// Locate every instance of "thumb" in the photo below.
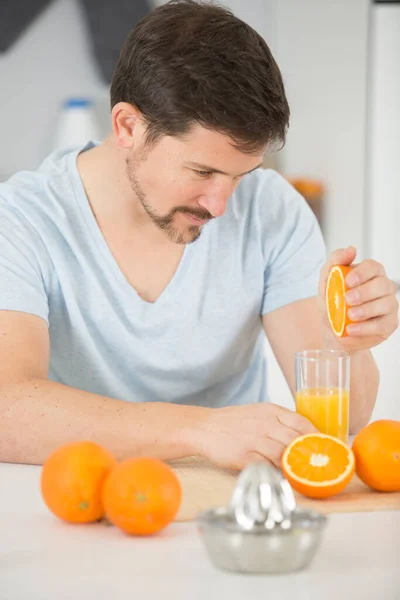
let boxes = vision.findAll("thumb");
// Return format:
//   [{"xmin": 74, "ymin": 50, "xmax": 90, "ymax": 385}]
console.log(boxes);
[
  {"xmin": 319, "ymin": 246, "xmax": 357, "ymax": 296},
  {"xmin": 329, "ymin": 245, "xmax": 357, "ymax": 268}
]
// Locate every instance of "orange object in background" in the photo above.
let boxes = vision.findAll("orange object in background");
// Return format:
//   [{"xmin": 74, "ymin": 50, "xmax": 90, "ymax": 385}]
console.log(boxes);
[
  {"xmin": 326, "ymin": 265, "xmax": 354, "ymax": 337},
  {"xmin": 41, "ymin": 441, "xmax": 117, "ymax": 523},
  {"xmin": 296, "ymin": 387, "xmax": 349, "ymax": 444},
  {"xmin": 282, "ymin": 433, "xmax": 355, "ymax": 499},
  {"xmin": 288, "ymin": 177, "xmax": 325, "ymax": 229},
  {"xmin": 102, "ymin": 456, "xmax": 182, "ymax": 536},
  {"xmin": 352, "ymin": 420, "xmax": 400, "ymax": 492}
]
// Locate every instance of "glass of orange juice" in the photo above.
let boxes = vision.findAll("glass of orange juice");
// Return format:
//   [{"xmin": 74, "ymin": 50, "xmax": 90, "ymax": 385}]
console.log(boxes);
[{"xmin": 295, "ymin": 349, "xmax": 350, "ymax": 444}]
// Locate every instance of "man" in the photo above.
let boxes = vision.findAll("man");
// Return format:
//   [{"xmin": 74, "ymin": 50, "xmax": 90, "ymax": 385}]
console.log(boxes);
[{"xmin": 0, "ymin": 0, "xmax": 398, "ymax": 468}]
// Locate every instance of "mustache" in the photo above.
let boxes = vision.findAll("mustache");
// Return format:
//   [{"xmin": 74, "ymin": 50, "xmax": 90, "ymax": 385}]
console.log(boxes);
[{"xmin": 173, "ymin": 206, "xmax": 214, "ymax": 221}]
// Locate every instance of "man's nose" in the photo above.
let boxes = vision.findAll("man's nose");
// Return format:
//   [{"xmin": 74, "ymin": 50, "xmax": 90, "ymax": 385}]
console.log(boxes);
[{"xmin": 197, "ymin": 182, "xmax": 234, "ymax": 218}]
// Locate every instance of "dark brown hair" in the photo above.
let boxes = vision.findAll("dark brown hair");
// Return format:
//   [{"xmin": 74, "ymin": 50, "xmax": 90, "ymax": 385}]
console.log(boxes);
[{"xmin": 110, "ymin": 0, "xmax": 290, "ymax": 153}]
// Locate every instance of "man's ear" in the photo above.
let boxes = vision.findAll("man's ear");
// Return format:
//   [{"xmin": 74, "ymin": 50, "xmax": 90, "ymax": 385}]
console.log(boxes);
[{"xmin": 111, "ymin": 102, "xmax": 145, "ymax": 149}]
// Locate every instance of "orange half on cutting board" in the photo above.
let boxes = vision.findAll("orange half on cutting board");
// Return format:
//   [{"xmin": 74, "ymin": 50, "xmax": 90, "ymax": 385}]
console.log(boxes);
[
  {"xmin": 326, "ymin": 265, "xmax": 354, "ymax": 337},
  {"xmin": 281, "ymin": 433, "xmax": 355, "ymax": 499}
]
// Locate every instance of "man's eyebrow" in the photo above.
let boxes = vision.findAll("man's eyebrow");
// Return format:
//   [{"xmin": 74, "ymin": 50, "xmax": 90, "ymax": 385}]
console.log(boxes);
[{"xmin": 186, "ymin": 162, "xmax": 263, "ymax": 177}]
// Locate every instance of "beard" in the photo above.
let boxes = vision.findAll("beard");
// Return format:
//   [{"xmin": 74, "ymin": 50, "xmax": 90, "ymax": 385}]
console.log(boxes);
[{"xmin": 126, "ymin": 154, "xmax": 213, "ymax": 245}]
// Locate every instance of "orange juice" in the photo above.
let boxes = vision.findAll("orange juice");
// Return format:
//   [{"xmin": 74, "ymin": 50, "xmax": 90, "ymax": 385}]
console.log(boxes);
[{"xmin": 296, "ymin": 387, "xmax": 349, "ymax": 443}]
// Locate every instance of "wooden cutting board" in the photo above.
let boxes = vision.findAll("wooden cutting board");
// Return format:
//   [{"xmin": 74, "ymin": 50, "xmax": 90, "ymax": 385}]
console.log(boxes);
[{"xmin": 168, "ymin": 456, "xmax": 400, "ymax": 522}]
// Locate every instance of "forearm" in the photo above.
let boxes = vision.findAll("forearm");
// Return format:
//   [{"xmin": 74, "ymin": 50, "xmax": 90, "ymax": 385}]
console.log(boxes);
[
  {"xmin": 0, "ymin": 378, "xmax": 208, "ymax": 465},
  {"xmin": 347, "ymin": 350, "xmax": 379, "ymax": 434}
]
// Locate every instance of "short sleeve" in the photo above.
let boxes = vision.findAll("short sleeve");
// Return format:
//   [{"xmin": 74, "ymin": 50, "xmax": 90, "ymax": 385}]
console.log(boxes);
[
  {"xmin": 0, "ymin": 201, "xmax": 50, "ymax": 323},
  {"xmin": 260, "ymin": 172, "xmax": 326, "ymax": 315}
]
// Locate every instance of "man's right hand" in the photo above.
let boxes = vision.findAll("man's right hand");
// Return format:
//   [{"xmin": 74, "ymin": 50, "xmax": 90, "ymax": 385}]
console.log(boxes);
[{"xmin": 192, "ymin": 403, "xmax": 318, "ymax": 470}]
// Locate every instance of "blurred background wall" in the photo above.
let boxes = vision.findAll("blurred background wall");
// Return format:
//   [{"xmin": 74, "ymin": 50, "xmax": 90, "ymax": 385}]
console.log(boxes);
[
  {"xmin": 0, "ymin": 0, "xmax": 399, "ymax": 420},
  {"xmin": 0, "ymin": 0, "xmax": 370, "ymax": 254}
]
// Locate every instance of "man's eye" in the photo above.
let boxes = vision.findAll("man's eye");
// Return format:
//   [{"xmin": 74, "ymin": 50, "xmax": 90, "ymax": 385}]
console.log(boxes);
[{"xmin": 196, "ymin": 170, "xmax": 213, "ymax": 177}]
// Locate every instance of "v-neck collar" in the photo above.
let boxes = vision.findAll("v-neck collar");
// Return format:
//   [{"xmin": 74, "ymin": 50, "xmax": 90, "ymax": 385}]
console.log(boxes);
[{"xmin": 68, "ymin": 145, "xmax": 200, "ymax": 311}]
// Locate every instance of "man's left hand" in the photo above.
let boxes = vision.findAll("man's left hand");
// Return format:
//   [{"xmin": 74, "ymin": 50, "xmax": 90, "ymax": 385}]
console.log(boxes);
[{"xmin": 318, "ymin": 246, "xmax": 399, "ymax": 352}]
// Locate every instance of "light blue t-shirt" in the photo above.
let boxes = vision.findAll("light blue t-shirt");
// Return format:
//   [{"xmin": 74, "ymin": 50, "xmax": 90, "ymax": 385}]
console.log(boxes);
[{"xmin": 0, "ymin": 144, "xmax": 325, "ymax": 407}]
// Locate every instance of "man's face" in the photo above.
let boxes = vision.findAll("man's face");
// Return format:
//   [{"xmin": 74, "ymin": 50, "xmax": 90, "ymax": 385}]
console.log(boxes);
[{"xmin": 126, "ymin": 124, "xmax": 264, "ymax": 244}]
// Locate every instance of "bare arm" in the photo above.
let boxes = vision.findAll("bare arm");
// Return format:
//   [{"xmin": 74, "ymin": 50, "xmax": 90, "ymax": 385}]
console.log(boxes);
[
  {"xmin": 262, "ymin": 297, "xmax": 379, "ymax": 435},
  {"xmin": 0, "ymin": 311, "xmax": 205, "ymax": 465},
  {"xmin": 0, "ymin": 311, "xmax": 317, "ymax": 468}
]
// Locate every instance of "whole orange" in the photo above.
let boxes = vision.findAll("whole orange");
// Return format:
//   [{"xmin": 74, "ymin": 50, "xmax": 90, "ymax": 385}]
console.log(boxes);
[
  {"xmin": 41, "ymin": 441, "xmax": 117, "ymax": 523},
  {"xmin": 352, "ymin": 420, "xmax": 400, "ymax": 492},
  {"xmin": 102, "ymin": 457, "xmax": 182, "ymax": 536}
]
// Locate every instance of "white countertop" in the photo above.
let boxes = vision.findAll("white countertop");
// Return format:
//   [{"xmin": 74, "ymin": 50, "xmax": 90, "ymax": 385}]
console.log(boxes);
[{"xmin": 0, "ymin": 463, "xmax": 399, "ymax": 600}]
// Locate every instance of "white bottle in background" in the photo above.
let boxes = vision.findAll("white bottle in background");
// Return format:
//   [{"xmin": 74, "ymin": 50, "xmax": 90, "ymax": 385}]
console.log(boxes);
[{"xmin": 53, "ymin": 97, "xmax": 102, "ymax": 151}]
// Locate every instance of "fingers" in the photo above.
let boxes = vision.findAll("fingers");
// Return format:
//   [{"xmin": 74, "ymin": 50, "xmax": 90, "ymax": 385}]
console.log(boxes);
[
  {"xmin": 347, "ymin": 294, "xmax": 399, "ymax": 322},
  {"xmin": 252, "ymin": 420, "xmax": 317, "ymax": 468},
  {"xmin": 336, "ymin": 258, "xmax": 399, "ymax": 339},
  {"xmin": 274, "ymin": 406, "xmax": 319, "ymax": 435},
  {"xmin": 272, "ymin": 421, "xmax": 305, "ymax": 447},
  {"xmin": 345, "ymin": 258, "xmax": 386, "ymax": 288},
  {"xmin": 328, "ymin": 246, "xmax": 357, "ymax": 269},
  {"xmin": 345, "ymin": 276, "xmax": 396, "ymax": 307},
  {"xmin": 251, "ymin": 441, "xmax": 286, "ymax": 469},
  {"xmin": 346, "ymin": 314, "xmax": 399, "ymax": 338},
  {"xmin": 238, "ymin": 451, "xmax": 277, "ymax": 470},
  {"xmin": 344, "ymin": 273, "xmax": 399, "ymax": 338},
  {"xmin": 235, "ymin": 407, "xmax": 319, "ymax": 469},
  {"xmin": 213, "ymin": 405, "xmax": 320, "ymax": 471},
  {"xmin": 254, "ymin": 423, "xmax": 307, "ymax": 468},
  {"xmin": 319, "ymin": 246, "xmax": 357, "ymax": 296}
]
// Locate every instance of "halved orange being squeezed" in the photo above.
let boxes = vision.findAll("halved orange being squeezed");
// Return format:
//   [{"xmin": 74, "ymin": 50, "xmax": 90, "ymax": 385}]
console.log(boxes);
[
  {"xmin": 281, "ymin": 433, "xmax": 355, "ymax": 499},
  {"xmin": 326, "ymin": 265, "xmax": 354, "ymax": 337}
]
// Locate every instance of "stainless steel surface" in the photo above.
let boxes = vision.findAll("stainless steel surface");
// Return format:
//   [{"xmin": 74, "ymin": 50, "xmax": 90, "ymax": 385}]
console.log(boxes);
[
  {"xmin": 197, "ymin": 506, "xmax": 327, "ymax": 574},
  {"xmin": 197, "ymin": 461, "xmax": 328, "ymax": 574},
  {"xmin": 228, "ymin": 462, "xmax": 296, "ymax": 530}
]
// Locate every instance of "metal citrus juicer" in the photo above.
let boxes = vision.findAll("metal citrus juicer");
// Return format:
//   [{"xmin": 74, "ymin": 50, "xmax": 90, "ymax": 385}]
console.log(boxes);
[{"xmin": 197, "ymin": 461, "xmax": 328, "ymax": 574}]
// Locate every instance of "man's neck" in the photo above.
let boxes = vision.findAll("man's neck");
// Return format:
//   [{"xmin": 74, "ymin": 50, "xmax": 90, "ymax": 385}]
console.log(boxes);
[{"xmin": 76, "ymin": 137, "xmax": 175, "ymax": 249}]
